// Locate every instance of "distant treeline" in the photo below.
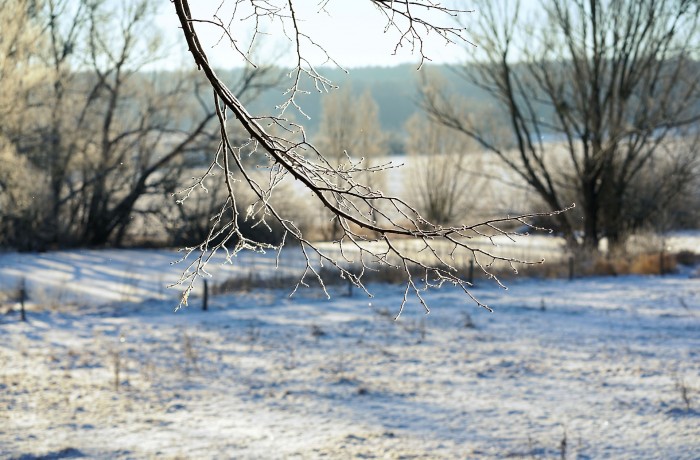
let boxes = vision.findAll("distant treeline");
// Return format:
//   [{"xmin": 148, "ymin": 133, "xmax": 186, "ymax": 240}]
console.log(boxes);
[
  {"xmin": 168, "ymin": 59, "xmax": 700, "ymax": 141},
  {"xmin": 168, "ymin": 64, "xmax": 496, "ymax": 138}
]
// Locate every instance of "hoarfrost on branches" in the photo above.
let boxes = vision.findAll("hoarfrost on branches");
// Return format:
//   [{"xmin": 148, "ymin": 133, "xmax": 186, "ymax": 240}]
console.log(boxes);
[{"xmin": 171, "ymin": 0, "xmax": 564, "ymax": 315}]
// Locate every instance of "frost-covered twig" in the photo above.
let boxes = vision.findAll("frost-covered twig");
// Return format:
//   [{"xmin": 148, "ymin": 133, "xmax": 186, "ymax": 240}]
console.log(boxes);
[{"xmin": 170, "ymin": 0, "xmax": 566, "ymax": 313}]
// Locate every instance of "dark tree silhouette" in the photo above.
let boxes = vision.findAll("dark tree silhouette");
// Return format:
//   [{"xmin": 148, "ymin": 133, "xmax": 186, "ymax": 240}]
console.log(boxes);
[{"xmin": 423, "ymin": 0, "xmax": 700, "ymax": 250}]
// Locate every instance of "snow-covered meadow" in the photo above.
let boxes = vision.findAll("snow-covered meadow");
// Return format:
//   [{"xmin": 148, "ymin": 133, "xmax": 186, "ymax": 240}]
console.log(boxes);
[{"xmin": 1, "ymin": 246, "xmax": 699, "ymax": 459}]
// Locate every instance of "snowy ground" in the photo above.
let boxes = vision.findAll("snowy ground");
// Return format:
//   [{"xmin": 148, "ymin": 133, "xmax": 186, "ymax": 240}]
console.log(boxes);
[{"xmin": 1, "ymin": 249, "xmax": 699, "ymax": 459}]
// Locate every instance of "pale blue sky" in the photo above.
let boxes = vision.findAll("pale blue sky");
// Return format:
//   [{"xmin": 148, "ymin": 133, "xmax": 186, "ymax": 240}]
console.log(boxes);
[{"xmin": 155, "ymin": 1, "xmax": 478, "ymax": 68}]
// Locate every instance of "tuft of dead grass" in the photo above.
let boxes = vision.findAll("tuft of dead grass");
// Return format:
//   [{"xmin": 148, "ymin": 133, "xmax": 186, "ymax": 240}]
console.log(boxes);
[
  {"xmin": 206, "ymin": 247, "xmax": 695, "ymax": 298},
  {"xmin": 629, "ymin": 253, "xmax": 677, "ymax": 275}
]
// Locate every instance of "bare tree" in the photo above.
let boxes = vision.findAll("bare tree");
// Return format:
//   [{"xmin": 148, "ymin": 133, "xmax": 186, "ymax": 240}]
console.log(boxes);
[
  {"xmin": 0, "ymin": 138, "xmax": 46, "ymax": 249},
  {"xmin": 0, "ymin": 0, "xmax": 51, "ymax": 249},
  {"xmin": 315, "ymin": 87, "xmax": 386, "ymax": 162},
  {"xmin": 314, "ymin": 86, "xmax": 387, "ymax": 239},
  {"xmin": 1, "ymin": 0, "xmax": 282, "ymax": 249},
  {"xmin": 405, "ymin": 110, "xmax": 483, "ymax": 226},
  {"xmin": 423, "ymin": 0, "xmax": 700, "ymax": 251},
  {"xmin": 170, "ymin": 0, "xmax": 561, "ymax": 315},
  {"xmin": 0, "ymin": 0, "xmax": 47, "ymax": 131},
  {"xmin": 625, "ymin": 134, "xmax": 700, "ymax": 237}
]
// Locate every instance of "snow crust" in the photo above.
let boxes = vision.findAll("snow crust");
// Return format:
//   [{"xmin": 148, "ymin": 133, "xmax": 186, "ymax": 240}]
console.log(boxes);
[{"xmin": 1, "ymin": 248, "xmax": 699, "ymax": 458}]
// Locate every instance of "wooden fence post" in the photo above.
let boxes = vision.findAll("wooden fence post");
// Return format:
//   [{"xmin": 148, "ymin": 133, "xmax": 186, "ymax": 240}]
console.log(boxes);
[
  {"xmin": 568, "ymin": 255, "xmax": 575, "ymax": 281},
  {"xmin": 19, "ymin": 278, "xmax": 27, "ymax": 322},
  {"xmin": 202, "ymin": 279, "xmax": 209, "ymax": 311}
]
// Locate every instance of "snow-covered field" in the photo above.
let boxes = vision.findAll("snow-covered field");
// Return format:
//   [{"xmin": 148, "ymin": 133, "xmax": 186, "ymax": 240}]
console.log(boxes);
[{"xmin": 1, "ymin": 248, "xmax": 699, "ymax": 459}]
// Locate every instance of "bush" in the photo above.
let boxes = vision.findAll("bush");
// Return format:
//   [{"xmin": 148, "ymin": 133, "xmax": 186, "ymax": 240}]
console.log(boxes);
[
  {"xmin": 0, "ymin": 138, "xmax": 49, "ymax": 250},
  {"xmin": 592, "ymin": 257, "xmax": 630, "ymax": 276},
  {"xmin": 588, "ymin": 252, "xmax": 677, "ymax": 276},
  {"xmin": 676, "ymin": 250, "xmax": 700, "ymax": 267},
  {"xmin": 511, "ymin": 248, "xmax": 685, "ymax": 279},
  {"xmin": 629, "ymin": 253, "xmax": 677, "ymax": 275}
]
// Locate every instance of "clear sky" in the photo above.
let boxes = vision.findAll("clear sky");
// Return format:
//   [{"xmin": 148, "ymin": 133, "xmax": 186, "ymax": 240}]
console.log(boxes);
[{"xmin": 155, "ymin": 1, "xmax": 476, "ymax": 69}]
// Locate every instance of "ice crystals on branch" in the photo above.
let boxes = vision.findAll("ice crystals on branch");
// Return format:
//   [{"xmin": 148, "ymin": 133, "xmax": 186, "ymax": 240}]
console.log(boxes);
[{"xmin": 171, "ymin": 0, "xmax": 561, "ymax": 315}]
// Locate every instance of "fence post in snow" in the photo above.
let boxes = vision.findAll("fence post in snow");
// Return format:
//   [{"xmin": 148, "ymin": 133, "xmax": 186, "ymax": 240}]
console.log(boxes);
[
  {"xmin": 468, "ymin": 259, "xmax": 474, "ymax": 285},
  {"xmin": 19, "ymin": 278, "xmax": 27, "ymax": 322},
  {"xmin": 568, "ymin": 255, "xmax": 574, "ymax": 281},
  {"xmin": 203, "ymin": 279, "xmax": 209, "ymax": 311}
]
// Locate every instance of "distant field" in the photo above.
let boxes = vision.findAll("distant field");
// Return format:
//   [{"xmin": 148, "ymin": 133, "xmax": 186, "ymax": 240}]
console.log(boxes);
[{"xmin": 1, "ymin": 230, "xmax": 698, "ymax": 307}]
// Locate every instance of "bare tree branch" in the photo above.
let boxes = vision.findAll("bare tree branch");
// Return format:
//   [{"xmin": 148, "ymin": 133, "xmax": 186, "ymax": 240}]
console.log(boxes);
[{"xmin": 171, "ymin": 0, "xmax": 563, "ymax": 313}]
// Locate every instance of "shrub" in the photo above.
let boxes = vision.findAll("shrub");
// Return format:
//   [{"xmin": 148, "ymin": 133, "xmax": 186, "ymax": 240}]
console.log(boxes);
[
  {"xmin": 593, "ymin": 257, "xmax": 630, "ymax": 276},
  {"xmin": 629, "ymin": 253, "xmax": 676, "ymax": 275},
  {"xmin": 676, "ymin": 250, "xmax": 700, "ymax": 267}
]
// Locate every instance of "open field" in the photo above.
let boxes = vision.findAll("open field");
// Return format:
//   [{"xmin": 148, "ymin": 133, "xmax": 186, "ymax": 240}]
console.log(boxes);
[
  {"xmin": 1, "ymin": 246, "xmax": 699, "ymax": 459},
  {"xmin": 1, "ymin": 230, "xmax": 698, "ymax": 306}
]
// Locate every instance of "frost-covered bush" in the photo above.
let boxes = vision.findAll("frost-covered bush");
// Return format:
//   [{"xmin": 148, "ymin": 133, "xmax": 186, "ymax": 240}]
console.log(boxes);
[{"xmin": 0, "ymin": 137, "xmax": 47, "ymax": 250}]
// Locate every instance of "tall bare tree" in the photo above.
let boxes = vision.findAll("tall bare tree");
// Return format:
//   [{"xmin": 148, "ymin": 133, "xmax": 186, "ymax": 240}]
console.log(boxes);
[
  {"xmin": 315, "ymin": 87, "xmax": 386, "ymax": 161},
  {"xmin": 405, "ymin": 110, "xmax": 483, "ymax": 225},
  {"xmin": 0, "ymin": 0, "xmax": 47, "ymax": 132},
  {"xmin": 314, "ymin": 86, "xmax": 387, "ymax": 238},
  {"xmin": 423, "ymin": 0, "xmax": 700, "ymax": 250},
  {"xmin": 1, "ymin": 0, "xmax": 281, "ymax": 248},
  {"xmin": 0, "ymin": 0, "xmax": 51, "ymax": 249},
  {"xmin": 170, "ymin": 0, "xmax": 560, "ymax": 313}
]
